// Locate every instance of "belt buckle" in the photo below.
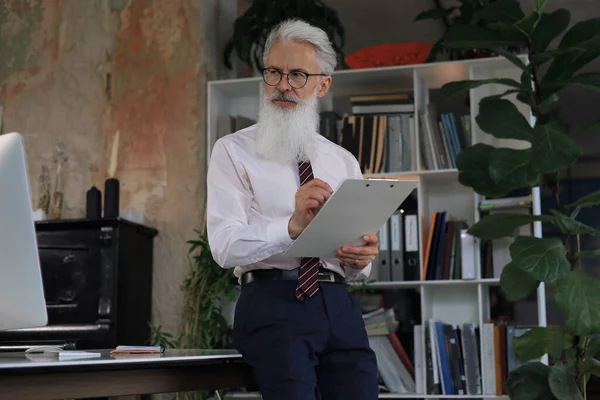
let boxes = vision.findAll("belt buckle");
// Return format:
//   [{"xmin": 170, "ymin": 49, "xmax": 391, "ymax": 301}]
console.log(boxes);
[{"xmin": 318, "ymin": 271, "xmax": 336, "ymax": 283}]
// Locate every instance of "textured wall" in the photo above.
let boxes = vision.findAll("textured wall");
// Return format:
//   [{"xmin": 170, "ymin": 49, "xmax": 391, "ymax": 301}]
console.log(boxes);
[
  {"xmin": 0, "ymin": 0, "xmax": 209, "ymax": 338},
  {"xmin": 0, "ymin": 0, "xmax": 109, "ymax": 216},
  {"xmin": 107, "ymin": 0, "xmax": 206, "ymax": 335}
]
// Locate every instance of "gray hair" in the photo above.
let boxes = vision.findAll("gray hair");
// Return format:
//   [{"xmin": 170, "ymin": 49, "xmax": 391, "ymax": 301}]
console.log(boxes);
[{"xmin": 262, "ymin": 19, "xmax": 337, "ymax": 75}]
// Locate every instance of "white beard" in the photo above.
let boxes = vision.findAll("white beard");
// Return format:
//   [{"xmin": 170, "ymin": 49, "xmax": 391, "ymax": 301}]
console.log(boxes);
[{"xmin": 255, "ymin": 87, "xmax": 320, "ymax": 164}]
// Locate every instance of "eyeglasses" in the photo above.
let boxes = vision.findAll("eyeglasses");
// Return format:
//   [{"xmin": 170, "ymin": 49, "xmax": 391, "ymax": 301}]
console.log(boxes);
[{"xmin": 261, "ymin": 68, "xmax": 327, "ymax": 89}]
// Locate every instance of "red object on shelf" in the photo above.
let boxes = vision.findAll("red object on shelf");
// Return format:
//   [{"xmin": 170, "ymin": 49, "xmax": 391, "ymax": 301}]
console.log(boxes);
[{"xmin": 345, "ymin": 42, "xmax": 434, "ymax": 69}]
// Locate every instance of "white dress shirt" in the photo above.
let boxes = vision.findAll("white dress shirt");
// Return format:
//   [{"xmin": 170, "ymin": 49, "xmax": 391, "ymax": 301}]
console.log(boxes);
[{"xmin": 206, "ymin": 124, "xmax": 372, "ymax": 281}]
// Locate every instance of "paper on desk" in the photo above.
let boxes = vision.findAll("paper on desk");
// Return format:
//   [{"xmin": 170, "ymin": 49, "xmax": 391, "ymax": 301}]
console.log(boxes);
[
  {"xmin": 57, "ymin": 351, "xmax": 101, "ymax": 360},
  {"xmin": 33, "ymin": 348, "xmax": 101, "ymax": 360}
]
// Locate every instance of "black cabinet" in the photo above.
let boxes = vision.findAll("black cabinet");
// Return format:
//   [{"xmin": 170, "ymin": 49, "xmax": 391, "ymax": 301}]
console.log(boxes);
[{"xmin": 0, "ymin": 218, "xmax": 158, "ymax": 350}]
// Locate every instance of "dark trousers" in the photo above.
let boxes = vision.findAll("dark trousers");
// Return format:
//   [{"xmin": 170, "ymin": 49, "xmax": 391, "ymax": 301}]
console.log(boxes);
[{"xmin": 232, "ymin": 279, "xmax": 379, "ymax": 400}]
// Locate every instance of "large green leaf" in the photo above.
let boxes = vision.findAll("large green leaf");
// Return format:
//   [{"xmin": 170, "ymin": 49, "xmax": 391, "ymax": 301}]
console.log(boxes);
[
  {"xmin": 513, "ymin": 327, "xmax": 567, "ymax": 361},
  {"xmin": 441, "ymin": 24, "xmax": 528, "ymax": 49},
  {"xmin": 506, "ymin": 362, "xmax": 553, "ymax": 400},
  {"xmin": 549, "ymin": 363, "xmax": 584, "ymax": 400},
  {"xmin": 440, "ymin": 78, "xmax": 521, "ymax": 98},
  {"xmin": 544, "ymin": 72, "xmax": 600, "ymax": 98},
  {"xmin": 481, "ymin": 89, "xmax": 522, "ymax": 103},
  {"xmin": 586, "ymin": 337, "xmax": 600, "ymax": 358},
  {"xmin": 510, "ymin": 236, "xmax": 570, "ymax": 283},
  {"xmin": 577, "ymin": 249, "xmax": 600, "ymax": 259},
  {"xmin": 582, "ymin": 358, "xmax": 600, "ymax": 377},
  {"xmin": 563, "ymin": 72, "xmax": 600, "ymax": 92},
  {"xmin": 567, "ymin": 189, "xmax": 600, "ymax": 209},
  {"xmin": 489, "ymin": 47, "xmax": 529, "ymax": 71},
  {"xmin": 531, "ymin": 48, "xmax": 574, "ymax": 65},
  {"xmin": 550, "ymin": 209, "xmax": 599, "ymax": 235},
  {"xmin": 500, "ymin": 261, "xmax": 540, "ymax": 302},
  {"xmin": 468, "ymin": 213, "xmax": 553, "ymax": 240},
  {"xmin": 476, "ymin": 98, "xmax": 535, "ymax": 142},
  {"xmin": 555, "ymin": 269, "xmax": 600, "ymax": 336},
  {"xmin": 475, "ymin": 0, "xmax": 525, "ymax": 23},
  {"xmin": 456, "ymin": 144, "xmax": 510, "ymax": 197},
  {"xmin": 414, "ymin": 7, "xmax": 450, "ymax": 21},
  {"xmin": 535, "ymin": 0, "xmax": 549, "ymax": 12},
  {"xmin": 489, "ymin": 148, "xmax": 540, "ymax": 191},
  {"xmin": 531, "ymin": 121, "xmax": 583, "ymax": 173},
  {"xmin": 544, "ymin": 17, "xmax": 600, "ymax": 82},
  {"xmin": 531, "ymin": 9, "xmax": 571, "ymax": 54},
  {"xmin": 515, "ymin": 11, "xmax": 541, "ymax": 37}
]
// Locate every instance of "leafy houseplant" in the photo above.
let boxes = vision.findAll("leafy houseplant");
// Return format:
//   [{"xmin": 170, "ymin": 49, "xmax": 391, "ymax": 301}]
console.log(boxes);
[
  {"xmin": 149, "ymin": 229, "xmax": 239, "ymax": 400},
  {"xmin": 436, "ymin": 0, "xmax": 600, "ymax": 398},
  {"xmin": 223, "ymin": 0, "xmax": 347, "ymax": 72},
  {"xmin": 180, "ymin": 229, "xmax": 239, "ymax": 350},
  {"xmin": 415, "ymin": 0, "xmax": 523, "ymax": 61}
]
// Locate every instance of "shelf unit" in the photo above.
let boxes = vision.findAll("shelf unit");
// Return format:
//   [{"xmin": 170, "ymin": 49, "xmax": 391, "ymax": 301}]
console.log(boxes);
[
  {"xmin": 207, "ymin": 55, "xmax": 546, "ymax": 399},
  {"xmin": 224, "ymin": 393, "xmax": 509, "ymax": 399}
]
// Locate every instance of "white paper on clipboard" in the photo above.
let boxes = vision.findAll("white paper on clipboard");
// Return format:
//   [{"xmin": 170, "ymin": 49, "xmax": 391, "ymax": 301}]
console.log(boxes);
[{"xmin": 283, "ymin": 178, "xmax": 418, "ymax": 259}]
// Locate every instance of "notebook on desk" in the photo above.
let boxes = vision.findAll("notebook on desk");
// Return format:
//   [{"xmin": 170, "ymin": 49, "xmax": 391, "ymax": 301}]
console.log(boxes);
[
  {"xmin": 25, "ymin": 346, "xmax": 101, "ymax": 360},
  {"xmin": 110, "ymin": 345, "xmax": 164, "ymax": 355}
]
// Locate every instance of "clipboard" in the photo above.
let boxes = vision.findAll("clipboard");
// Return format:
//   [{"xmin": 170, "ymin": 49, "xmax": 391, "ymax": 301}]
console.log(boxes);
[{"xmin": 283, "ymin": 178, "xmax": 418, "ymax": 258}]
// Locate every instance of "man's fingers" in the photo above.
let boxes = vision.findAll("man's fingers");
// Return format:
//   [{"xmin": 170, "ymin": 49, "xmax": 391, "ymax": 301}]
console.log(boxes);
[
  {"xmin": 341, "ymin": 245, "xmax": 378, "ymax": 255},
  {"xmin": 304, "ymin": 178, "xmax": 333, "ymax": 193},
  {"xmin": 304, "ymin": 199, "xmax": 321, "ymax": 210},
  {"xmin": 305, "ymin": 189, "xmax": 331, "ymax": 205},
  {"xmin": 363, "ymin": 233, "xmax": 378, "ymax": 243}
]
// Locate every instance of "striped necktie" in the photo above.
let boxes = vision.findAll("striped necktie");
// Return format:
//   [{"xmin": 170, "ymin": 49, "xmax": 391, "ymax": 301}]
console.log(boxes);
[{"xmin": 295, "ymin": 160, "xmax": 320, "ymax": 301}]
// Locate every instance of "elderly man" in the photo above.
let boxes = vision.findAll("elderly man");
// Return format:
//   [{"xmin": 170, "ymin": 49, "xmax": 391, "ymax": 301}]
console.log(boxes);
[{"xmin": 207, "ymin": 19, "xmax": 379, "ymax": 399}]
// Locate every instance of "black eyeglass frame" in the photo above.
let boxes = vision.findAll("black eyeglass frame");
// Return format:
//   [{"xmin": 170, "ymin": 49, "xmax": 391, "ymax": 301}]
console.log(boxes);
[{"xmin": 261, "ymin": 67, "xmax": 328, "ymax": 89}]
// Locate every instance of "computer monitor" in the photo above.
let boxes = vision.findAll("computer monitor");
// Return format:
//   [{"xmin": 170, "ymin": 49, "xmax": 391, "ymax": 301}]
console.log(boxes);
[{"xmin": 0, "ymin": 132, "xmax": 48, "ymax": 331}]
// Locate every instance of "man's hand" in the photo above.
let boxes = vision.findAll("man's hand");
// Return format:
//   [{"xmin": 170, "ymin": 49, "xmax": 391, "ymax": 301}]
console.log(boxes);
[
  {"xmin": 337, "ymin": 233, "xmax": 379, "ymax": 270},
  {"xmin": 288, "ymin": 178, "xmax": 333, "ymax": 240}
]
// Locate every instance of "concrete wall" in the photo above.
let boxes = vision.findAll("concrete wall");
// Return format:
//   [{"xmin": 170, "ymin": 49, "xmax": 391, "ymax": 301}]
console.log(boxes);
[
  {"xmin": 1, "ymin": 0, "xmax": 599, "ymax": 340},
  {"xmin": 0, "ymin": 0, "xmax": 209, "ymax": 337}
]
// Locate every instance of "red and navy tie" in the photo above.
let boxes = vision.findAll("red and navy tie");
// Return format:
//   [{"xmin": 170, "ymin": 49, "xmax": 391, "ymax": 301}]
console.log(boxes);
[{"xmin": 295, "ymin": 160, "xmax": 320, "ymax": 301}]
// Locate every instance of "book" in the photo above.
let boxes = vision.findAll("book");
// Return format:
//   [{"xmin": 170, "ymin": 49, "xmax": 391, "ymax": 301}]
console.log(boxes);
[{"xmin": 111, "ymin": 345, "xmax": 164, "ymax": 354}]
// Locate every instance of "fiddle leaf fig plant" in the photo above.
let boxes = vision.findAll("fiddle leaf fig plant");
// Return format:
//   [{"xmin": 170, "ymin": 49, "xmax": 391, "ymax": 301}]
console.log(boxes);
[{"xmin": 439, "ymin": 0, "xmax": 600, "ymax": 398}]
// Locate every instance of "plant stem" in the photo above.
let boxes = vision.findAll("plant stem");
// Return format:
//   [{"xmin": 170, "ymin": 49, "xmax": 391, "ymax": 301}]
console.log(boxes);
[
  {"xmin": 577, "ymin": 234, "xmax": 582, "ymax": 269},
  {"xmin": 529, "ymin": 51, "xmax": 544, "ymax": 124}
]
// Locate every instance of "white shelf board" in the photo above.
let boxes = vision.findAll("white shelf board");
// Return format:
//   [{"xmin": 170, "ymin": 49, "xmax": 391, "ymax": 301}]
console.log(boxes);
[
  {"xmin": 223, "ymin": 392, "xmax": 508, "ymax": 399},
  {"xmin": 206, "ymin": 54, "xmax": 527, "ymax": 96},
  {"xmin": 349, "ymin": 278, "xmax": 499, "ymax": 289},
  {"xmin": 364, "ymin": 169, "xmax": 458, "ymax": 180},
  {"xmin": 379, "ymin": 394, "xmax": 509, "ymax": 399}
]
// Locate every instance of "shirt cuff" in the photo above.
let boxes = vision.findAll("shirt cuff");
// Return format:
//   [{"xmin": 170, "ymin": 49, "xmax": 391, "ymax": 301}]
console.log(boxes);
[
  {"xmin": 343, "ymin": 262, "xmax": 372, "ymax": 281},
  {"xmin": 266, "ymin": 217, "xmax": 294, "ymax": 250}
]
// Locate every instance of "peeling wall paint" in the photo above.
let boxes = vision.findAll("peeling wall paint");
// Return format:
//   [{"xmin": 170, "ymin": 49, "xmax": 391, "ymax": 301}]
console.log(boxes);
[
  {"xmin": 108, "ymin": 0, "xmax": 205, "ymax": 334},
  {"xmin": 0, "ymin": 0, "xmax": 209, "ymax": 338},
  {"xmin": 0, "ymin": 0, "xmax": 43, "ymax": 85},
  {"xmin": 0, "ymin": 0, "xmax": 108, "ymax": 218}
]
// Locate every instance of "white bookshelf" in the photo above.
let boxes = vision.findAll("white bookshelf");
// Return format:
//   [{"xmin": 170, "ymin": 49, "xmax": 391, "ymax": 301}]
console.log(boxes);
[
  {"xmin": 224, "ymin": 393, "xmax": 509, "ymax": 399},
  {"xmin": 207, "ymin": 56, "xmax": 547, "ymax": 399}
]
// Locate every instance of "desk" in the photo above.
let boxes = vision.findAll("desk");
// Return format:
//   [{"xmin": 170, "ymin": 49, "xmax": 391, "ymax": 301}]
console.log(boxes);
[{"xmin": 0, "ymin": 349, "xmax": 254, "ymax": 399}]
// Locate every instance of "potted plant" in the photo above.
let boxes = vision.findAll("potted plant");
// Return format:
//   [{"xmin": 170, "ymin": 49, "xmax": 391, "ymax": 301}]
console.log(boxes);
[
  {"xmin": 149, "ymin": 229, "xmax": 239, "ymax": 400},
  {"xmin": 223, "ymin": 0, "xmax": 347, "ymax": 73},
  {"xmin": 437, "ymin": 0, "xmax": 600, "ymax": 398},
  {"xmin": 180, "ymin": 229, "xmax": 239, "ymax": 350},
  {"xmin": 415, "ymin": 0, "xmax": 524, "ymax": 61}
]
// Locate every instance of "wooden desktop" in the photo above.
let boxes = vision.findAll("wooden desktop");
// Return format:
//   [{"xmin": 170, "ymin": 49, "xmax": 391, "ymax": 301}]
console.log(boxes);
[{"xmin": 0, "ymin": 349, "xmax": 254, "ymax": 399}]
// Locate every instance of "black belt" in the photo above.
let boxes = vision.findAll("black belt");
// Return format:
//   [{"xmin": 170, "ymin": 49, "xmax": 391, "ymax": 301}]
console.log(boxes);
[{"xmin": 241, "ymin": 267, "xmax": 344, "ymax": 286}]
